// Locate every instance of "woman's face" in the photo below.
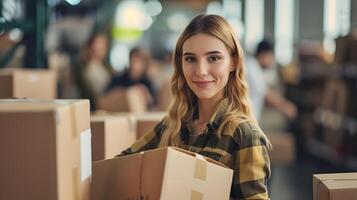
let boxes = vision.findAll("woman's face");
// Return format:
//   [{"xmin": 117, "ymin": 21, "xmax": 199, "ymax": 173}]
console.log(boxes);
[
  {"xmin": 90, "ymin": 35, "xmax": 108, "ymax": 60},
  {"xmin": 182, "ymin": 33, "xmax": 234, "ymax": 101}
]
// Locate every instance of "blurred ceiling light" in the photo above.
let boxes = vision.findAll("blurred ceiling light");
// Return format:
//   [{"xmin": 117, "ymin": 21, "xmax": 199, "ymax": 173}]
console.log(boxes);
[
  {"xmin": 167, "ymin": 13, "xmax": 189, "ymax": 32},
  {"xmin": 145, "ymin": 0, "xmax": 162, "ymax": 17},
  {"xmin": 9, "ymin": 28, "xmax": 22, "ymax": 41},
  {"xmin": 115, "ymin": 0, "xmax": 153, "ymax": 30},
  {"xmin": 65, "ymin": 0, "xmax": 82, "ymax": 6},
  {"xmin": 206, "ymin": 1, "xmax": 223, "ymax": 15},
  {"xmin": 139, "ymin": 15, "xmax": 153, "ymax": 31}
]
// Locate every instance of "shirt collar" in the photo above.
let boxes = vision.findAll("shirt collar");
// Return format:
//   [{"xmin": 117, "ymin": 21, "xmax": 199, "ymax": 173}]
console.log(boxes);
[{"xmin": 184, "ymin": 98, "xmax": 229, "ymax": 134}]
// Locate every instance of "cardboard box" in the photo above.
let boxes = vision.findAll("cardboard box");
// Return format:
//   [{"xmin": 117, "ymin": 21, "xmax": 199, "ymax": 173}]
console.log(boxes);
[
  {"xmin": 97, "ymin": 86, "xmax": 148, "ymax": 113},
  {"xmin": 0, "ymin": 69, "xmax": 57, "ymax": 99},
  {"xmin": 91, "ymin": 114, "xmax": 136, "ymax": 161},
  {"xmin": 91, "ymin": 111, "xmax": 165, "ymax": 140},
  {"xmin": 0, "ymin": 99, "xmax": 91, "ymax": 200},
  {"xmin": 92, "ymin": 147, "xmax": 233, "ymax": 200},
  {"xmin": 313, "ymin": 173, "xmax": 357, "ymax": 200},
  {"xmin": 267, "ymin": 132, "xmax": 296, "ymax": 165},
  {"xmin": 134, "ymin": 112, "xmax": 166, "ymax": 139}
]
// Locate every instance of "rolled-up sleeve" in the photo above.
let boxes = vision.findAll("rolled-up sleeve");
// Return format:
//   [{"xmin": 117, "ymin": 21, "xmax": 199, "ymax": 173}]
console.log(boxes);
[
  {"xmin": 117, "ymin": 120, "xmax": 165, "ymax": 156},
  {"xmin": 231, "ymin": 124, "xmax": 271, "ymax": 199}
]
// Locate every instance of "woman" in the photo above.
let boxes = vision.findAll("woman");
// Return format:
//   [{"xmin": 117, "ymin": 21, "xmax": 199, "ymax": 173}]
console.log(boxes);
[
  {"xmin": 106, "ymin": 46, "xmax": 155, "ymax": 109},
  {"xmin": 119, "ymin": 14, "xmax": 271, "ymax": 199},
  {"xmin": 76, "ymin": 32, "xmax": 114, "ymax": 110}
]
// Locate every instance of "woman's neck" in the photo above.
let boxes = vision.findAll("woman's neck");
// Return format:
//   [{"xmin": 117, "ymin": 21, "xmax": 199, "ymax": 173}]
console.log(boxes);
[{"xmin": 196, "ymin": 93, "xmax": 224, "ymax": 124}]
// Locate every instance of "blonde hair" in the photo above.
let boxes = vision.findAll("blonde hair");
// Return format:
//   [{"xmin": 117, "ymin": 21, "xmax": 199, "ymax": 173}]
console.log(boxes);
[{"xmin": 159, "ymin": 15, "xmax": 268, "ymax": 147}]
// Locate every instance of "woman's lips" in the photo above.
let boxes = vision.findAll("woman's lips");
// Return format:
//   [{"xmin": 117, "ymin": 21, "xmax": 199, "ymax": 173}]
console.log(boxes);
[{"xmin": 193, "ymin": 80, "xmax": 214, "ymax": 88}]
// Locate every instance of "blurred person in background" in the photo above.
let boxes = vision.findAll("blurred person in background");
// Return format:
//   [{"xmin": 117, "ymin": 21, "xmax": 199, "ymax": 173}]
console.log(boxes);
[
  {"xmin": 246, "ymin": 40, "xmax": 298, "ymax": 122},
  {"xmin": 46, "ymin": 3, "xmax": 95, "ymax": 99},
  {"xmin": 118, "ymin": 15, "xmax": 271, "ymax": 199},
  {"xmin": 76, "ymin": 32, "xmax": 115, "ymax": 111},
  {"xmin": 106, "ymin": 46, "xmax": 155, "ymax": 108}
]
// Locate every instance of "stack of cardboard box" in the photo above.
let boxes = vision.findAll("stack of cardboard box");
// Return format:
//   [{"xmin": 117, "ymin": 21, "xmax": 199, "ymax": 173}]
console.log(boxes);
[
  {"xmin": 0, "ymin": 99, "xmax": 91, "ymax": 200},
  {"xmin": 0, "ymin": 68, "xmax": 235, "ymax": 199}
]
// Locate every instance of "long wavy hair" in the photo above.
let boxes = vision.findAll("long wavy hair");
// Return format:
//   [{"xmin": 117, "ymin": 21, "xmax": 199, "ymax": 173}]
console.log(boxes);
[{"xmin": 159, "ymin": 15, "xmax": 264, "ymax": 147}]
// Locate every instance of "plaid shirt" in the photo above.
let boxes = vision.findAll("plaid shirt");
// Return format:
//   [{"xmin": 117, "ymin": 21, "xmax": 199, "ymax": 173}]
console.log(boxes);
[{"xmin": 119, "ymin": 99, "xmax": 271, "ymax": 199}]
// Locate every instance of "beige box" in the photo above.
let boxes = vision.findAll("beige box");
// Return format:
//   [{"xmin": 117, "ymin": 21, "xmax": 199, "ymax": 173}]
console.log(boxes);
[
  {"xmin": 92, "ymin": 147, "xmax": 233, "ymax": 200},
  {"xmin": 0, "ymin": 69, "xmax": 57, "ymax": 99},
  {"xmin": 0, "ymin": 99, "xmax": 91, "ymax": 200},
  {"xmin": 134, "ymin": 112, "xmax": 166, "ymax": 139},
  {"xmin": 313, "ymin": 173, "xmax": 357, "ymax": 200},
  {"xmin": 267, "ymin": 132, "xmax": 295, "ymax": 165},
  {"xmin": 97, "ymin": 87, "xmax": 148, "ymax": 113},
  {"xmin": 91, "ymin": 114, "xmax": 136, "ymax": 161}
]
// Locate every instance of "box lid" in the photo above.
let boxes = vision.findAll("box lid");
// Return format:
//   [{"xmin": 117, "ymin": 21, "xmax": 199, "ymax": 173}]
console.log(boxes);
[{"xmin": 0, "ymin": 99, "xmax": 87, "ymax": 111}]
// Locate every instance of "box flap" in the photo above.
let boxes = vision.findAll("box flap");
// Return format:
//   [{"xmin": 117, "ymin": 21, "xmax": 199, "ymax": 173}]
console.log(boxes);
[
  {"xmin": 92, "ymin": 154, "xmax": 142, "ymax": 200},
  {"xmin": 314, "ymin": 173, "xmax": 357, "ymax": 181},
  {"xmin": 323, "ymin": 180, "xmax": 357, "ymax": 190}
]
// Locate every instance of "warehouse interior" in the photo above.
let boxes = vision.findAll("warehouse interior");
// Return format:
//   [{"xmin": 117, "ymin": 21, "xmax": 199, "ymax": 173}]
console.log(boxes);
[{"xmin": 0, "ymin": 0, "xmax": 356, "ymax": 200}]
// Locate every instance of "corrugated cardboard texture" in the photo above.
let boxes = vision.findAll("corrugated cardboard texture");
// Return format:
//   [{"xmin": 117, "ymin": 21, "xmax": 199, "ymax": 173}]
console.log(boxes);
[
  {"xmin": 313, "ymin": 173, "xmax": 357, "ymax": 200},
  {"xmin": 0, "ymin": 69, "xmax": 56, "ymax": 99},
  {"xmin": 0, "ymin": 99, "xmax": 90, "ymax": 200}
]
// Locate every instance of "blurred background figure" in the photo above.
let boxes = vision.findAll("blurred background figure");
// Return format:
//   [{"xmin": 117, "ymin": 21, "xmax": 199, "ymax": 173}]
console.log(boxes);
[
  {"xmin": 75, "ymin": 32, "xmax": 115, "ymax": 111},
  {"xmin": 246, "ymin": 39, "xmax": 298, "ymax": 123},
  {"xmin": 106, "ymin": 46, "xmax": 155, "ymax": 109}
]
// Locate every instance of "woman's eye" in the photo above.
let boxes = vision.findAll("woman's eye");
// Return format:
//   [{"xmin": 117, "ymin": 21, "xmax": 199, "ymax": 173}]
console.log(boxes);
[
  {"xmin": 184, "ymin": 57, "xmax": 196, "ymax": 63},
  {"xmin": 208, "ymin": 56, "xmax": 220, "ymax": 62}
]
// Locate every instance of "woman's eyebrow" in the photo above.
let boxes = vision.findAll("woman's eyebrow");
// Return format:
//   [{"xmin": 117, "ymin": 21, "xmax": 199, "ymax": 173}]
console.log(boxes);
[
  {"xmin": 183, "ymin": 52, "xmax": 195, "ymax": 56},
  {"xmin": 205, "ymin": 50, "xmax": 222, "ymax": 55},
  {"xmin": 183, "ymin": 51, "xmax": 223, "ymax": 56}
]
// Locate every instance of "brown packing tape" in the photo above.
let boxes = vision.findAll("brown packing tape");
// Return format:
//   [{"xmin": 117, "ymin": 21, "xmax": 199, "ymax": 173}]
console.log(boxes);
[
  {"xmin": 194, "ymin": 156, "xmax": 207, "ymax": 181},
  {"xmin": 191, "ymin": 190, "xmax": 204, "ymax": 200}
]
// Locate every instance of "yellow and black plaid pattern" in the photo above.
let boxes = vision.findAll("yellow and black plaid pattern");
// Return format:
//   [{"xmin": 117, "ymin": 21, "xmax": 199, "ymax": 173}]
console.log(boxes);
[{"xmin": 119, "ymin": 99, "xmax": 271, "ymax": 200}]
